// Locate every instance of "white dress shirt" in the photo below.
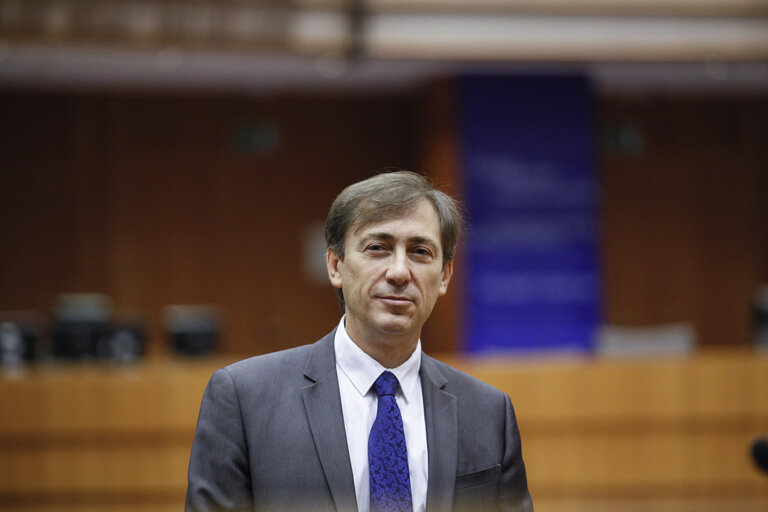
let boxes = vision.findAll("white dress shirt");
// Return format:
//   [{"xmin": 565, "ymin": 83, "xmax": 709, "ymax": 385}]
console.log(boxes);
[{"xmin": 334, "ymin": 317, "xmax": 428, "ymax": 512}]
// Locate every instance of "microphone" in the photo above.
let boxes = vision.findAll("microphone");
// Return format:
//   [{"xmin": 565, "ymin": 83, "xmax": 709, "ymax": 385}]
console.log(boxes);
[{"xmin": 752, "ymin": 438, "xmax": 768, "ymax": 474}]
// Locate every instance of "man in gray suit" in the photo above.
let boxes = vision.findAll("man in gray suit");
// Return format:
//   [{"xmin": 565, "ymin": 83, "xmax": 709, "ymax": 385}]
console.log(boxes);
[{"xmin": 186, "ymin": 171, "xmax": 532, "ymax": 512}]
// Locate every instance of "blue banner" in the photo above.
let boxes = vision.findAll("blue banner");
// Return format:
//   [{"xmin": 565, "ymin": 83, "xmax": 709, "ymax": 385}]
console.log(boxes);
[{"xmin": 459, "ymin": 75, "xmax": 600, "ymax": 354}]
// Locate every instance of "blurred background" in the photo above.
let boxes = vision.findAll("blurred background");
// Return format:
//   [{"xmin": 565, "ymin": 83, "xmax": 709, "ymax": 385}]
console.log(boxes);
[{"xmin": 1, "ymin": 0, "xmax": 768, "ymax": 511}]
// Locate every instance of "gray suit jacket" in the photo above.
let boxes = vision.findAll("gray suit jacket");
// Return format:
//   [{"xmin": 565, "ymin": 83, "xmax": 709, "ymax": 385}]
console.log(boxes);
[{"xmin": 186, "ymin": 330, "xmax": 532, "ymax": 512}]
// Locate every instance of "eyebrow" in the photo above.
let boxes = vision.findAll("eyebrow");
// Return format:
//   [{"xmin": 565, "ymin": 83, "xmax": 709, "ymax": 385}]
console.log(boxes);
[{"xmin": 357, "ymin": 232, "xmax": 439, "ymax": 250}]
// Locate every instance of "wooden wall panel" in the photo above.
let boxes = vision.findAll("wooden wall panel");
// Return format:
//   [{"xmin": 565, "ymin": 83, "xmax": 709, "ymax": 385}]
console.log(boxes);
[
  {"xmin": 0, "ymin": 92, "xmax": 416, "ymax": 356},
  {"xmin": 1, "ymin": 89, "xmax": 767, "ymax": 358},
  {"xmin": 599, "ymin": 97, "xmax": 768, "ymax": 345},
  {"xmin": 417, "ymin": 80, "xmax": 464, "ymax": 353}
]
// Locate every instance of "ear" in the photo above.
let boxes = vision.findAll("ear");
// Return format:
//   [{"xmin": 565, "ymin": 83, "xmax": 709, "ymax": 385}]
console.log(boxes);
[
  {"xmin": 326, "ymin": 248, "xmax": 343, "ymax": 288},
  {"xmin": 438, "ymin": 260, "xmax": 453, "ymax": 296}
]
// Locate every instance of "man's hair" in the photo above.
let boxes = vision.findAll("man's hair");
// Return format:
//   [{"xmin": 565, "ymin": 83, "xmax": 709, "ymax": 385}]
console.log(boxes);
[{"xmin": 325, "ymin": 170, "xmax": 463, "ymax": 311}]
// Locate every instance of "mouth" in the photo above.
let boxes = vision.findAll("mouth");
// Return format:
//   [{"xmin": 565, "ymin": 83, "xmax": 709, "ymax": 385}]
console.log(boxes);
[{"xmin": 377, "ymin": 295, "xmax": 414, "ymax": 307}]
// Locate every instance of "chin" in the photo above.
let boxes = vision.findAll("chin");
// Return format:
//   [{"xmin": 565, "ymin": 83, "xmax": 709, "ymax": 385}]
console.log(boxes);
[{"xmin": 374, "ymin": 315, "xmax": 414, "ymax": 337}]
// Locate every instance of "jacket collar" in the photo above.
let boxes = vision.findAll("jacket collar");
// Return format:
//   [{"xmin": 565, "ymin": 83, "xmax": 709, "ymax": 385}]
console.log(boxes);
[
  {"xmin": 421, "ymin": 354, "xmax": 458, "ymax": 512},
  {"xmin": 302, "ymin": 330, "xmax": 358, "ymax": 511}
]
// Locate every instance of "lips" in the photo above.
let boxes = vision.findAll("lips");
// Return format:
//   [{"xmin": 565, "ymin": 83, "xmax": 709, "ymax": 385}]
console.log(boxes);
[{"xmin": 377, "ymin": 295, "xmax": 414, "ymax": 306}]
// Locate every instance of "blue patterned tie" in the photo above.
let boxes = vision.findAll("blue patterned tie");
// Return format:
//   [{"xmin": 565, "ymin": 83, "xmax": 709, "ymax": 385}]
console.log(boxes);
[{"xmin": 369, "ymin": 371, "xmax": 413, "ymax": 512}]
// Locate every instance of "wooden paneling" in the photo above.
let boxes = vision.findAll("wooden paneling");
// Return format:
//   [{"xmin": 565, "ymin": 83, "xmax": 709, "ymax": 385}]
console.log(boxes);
[
  {"xmin": 1, "ymin": 90, "xmax": 767, "ymax": 360},
  {"xmin": 1, "ymin": 351, "xmax": 767, "ymax": 511},
  {"xmin": 0, "ymin": 92, "xmax": 416, "ymax": 356},
  {"xmin": 417, "ymin": 79, "xmax": 464, "ymax": 354},
  {"xmin": 599, "ymin": 97, "xmax": 768, "ymax": 345}
]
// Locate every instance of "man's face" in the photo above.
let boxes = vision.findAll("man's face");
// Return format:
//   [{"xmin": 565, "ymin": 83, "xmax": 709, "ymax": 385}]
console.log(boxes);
[{"xmin": 327, "ymin": 198, "xmax": 453, "ymax": 348}]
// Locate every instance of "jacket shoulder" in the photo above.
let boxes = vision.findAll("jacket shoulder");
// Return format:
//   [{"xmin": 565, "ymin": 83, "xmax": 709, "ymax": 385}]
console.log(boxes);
[
  {"xmin": 219, "ymin": 330, "xmax": 335, "ymax": 387},
  {"xmin": 423, "ymin": 354, "xmax": 509, "ymax": 402},
  {"xmin": 224, "ymin": 343, "xmax": 313, "ymax": 377}
]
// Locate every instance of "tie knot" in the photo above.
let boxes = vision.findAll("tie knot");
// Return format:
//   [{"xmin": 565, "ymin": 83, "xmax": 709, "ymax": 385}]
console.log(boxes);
[{"xmin": 372, "ymin": 371, "xmax": 400, "ymax": 397}]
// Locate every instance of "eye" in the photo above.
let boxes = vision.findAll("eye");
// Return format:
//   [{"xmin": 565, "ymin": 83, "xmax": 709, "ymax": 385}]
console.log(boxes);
[
  {"xmin": 366, "ymin": 243, "xmax": 387, "ymax": 253},
  {"xmin": 411, "ymin": 247, "xmax": 433, "ymax": 259}
]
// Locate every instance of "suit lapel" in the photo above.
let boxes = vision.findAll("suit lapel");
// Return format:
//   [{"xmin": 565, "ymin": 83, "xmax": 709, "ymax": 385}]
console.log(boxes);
[
  {"xmin": 302, "ymin": 332, "xmax": 358, "ymax": 512},
  {"xmin": 421, "ymin": 355, "xmax": 458, "ymax": 512}
]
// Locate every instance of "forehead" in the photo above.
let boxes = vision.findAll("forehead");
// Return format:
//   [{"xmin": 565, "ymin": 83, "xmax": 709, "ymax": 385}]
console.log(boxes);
[{"xmin": 349, "ymin": 198, "xmax": 441, "ymax": 242}]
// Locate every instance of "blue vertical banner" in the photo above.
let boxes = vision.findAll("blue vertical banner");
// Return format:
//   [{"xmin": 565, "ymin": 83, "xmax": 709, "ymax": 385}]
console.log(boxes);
[{"xmin": 459, "ymin": 75, "xmax": 600, "ymax": 354}]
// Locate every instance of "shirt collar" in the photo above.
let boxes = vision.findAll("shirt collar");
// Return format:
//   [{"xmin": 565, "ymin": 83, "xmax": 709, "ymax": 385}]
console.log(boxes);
[{"xmin": 334, "ymin": 316, "xmax": 422, "ymax": 404}]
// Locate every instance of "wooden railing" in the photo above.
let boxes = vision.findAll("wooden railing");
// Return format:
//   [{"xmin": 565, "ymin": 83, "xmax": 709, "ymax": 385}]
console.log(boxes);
[{"xmin": 1, "ymin": 349, "xmax": 767, "ymax": 511}]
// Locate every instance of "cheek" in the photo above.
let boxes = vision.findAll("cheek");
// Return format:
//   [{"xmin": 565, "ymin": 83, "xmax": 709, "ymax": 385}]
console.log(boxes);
[{"xmin": 344, "ymin": 268, "xmax": 377, "ymax": 296}]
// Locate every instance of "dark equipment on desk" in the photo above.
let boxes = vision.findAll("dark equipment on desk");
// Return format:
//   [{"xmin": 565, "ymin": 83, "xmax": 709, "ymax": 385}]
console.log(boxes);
[
  {"xmin": 51, "ymin": 294, "xmax": 145, "ymax": 362},
  {"xmin": 753, "ymin": 437, "xmax": 768, "ymax": 474},
  {"xmin": 52, "ymin": 294, "xmax": 111, "ymax": 359},
  {"xmin": 0, "ymin": 314, "xmax": 41, "ymax": 365},
  {"xmin": 165, "ymin": 305, "xmax": 220, "ymax": 356},
  {"xmin": 97, "ymin": 322, "xmax": 146, "ymax": 363}
]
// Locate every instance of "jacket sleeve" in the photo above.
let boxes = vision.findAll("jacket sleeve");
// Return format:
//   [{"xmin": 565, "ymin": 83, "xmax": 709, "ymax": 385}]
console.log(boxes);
[
  {"xmin": 500, "ymin": 394, "xmax": 534, "ymax": 512},
  {"xmin": 186, "ymin": 368, "xmax": 253, "ymax": 512}
]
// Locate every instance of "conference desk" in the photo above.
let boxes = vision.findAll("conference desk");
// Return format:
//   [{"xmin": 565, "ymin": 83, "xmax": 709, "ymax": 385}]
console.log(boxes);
[{"xmin": 1, "ymin": 349, "xmax": 767, "ymax": 512}]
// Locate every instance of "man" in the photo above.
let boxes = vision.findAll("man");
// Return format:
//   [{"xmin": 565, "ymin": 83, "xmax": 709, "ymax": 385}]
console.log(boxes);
[{"xmin": 186, "ymin": 171, "xmax": 532, "ymax": 512}]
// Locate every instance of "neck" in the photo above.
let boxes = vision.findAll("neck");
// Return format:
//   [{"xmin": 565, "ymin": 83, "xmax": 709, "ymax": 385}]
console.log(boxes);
[
  {"xmin": 345, "ymin": 323, "xmax": 419, "ymax": 368},
  {"xmin": 364, "ymin": 340, "xmax": 417, "ymax": 369}
]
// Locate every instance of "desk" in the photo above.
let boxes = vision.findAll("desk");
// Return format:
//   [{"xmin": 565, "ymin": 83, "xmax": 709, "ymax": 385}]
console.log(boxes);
[{"xmin": 1, "ymin": 350, "xmax": 767, "ymax": 511}]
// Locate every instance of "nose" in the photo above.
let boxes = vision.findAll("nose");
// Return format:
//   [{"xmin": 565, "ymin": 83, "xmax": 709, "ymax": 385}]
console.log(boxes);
[{"xmin": 385, "ymin": 250, "xmax": 411, "ymax": 286}]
